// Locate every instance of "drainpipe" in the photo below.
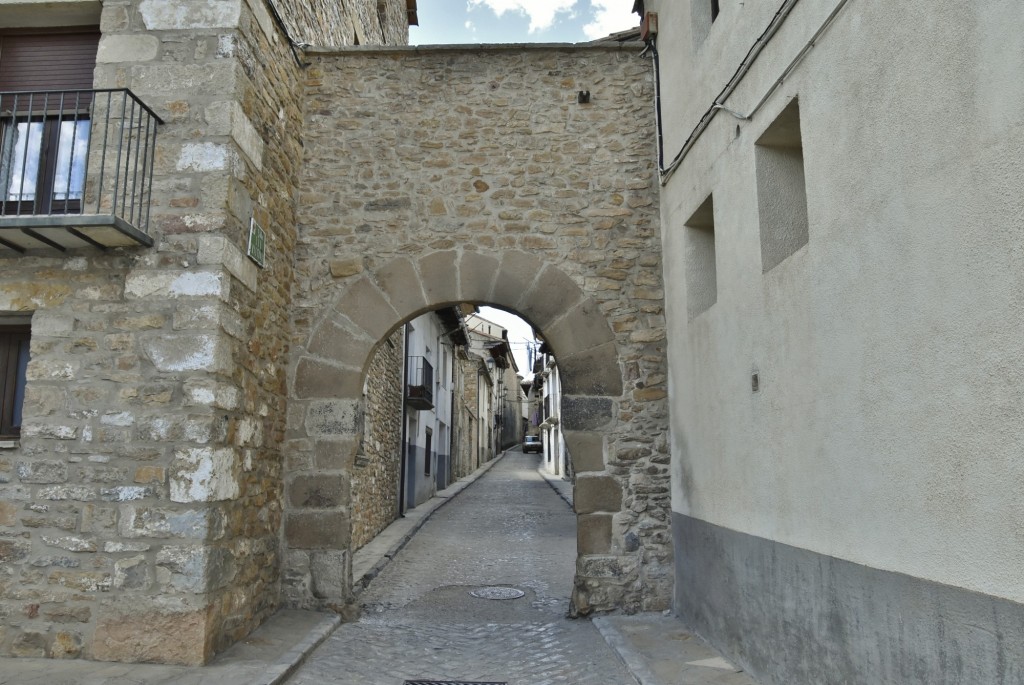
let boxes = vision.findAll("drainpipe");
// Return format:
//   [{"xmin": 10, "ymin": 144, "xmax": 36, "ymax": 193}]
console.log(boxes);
[{"xmin": 398, "ymin": 323, "xmax": 410, "ymax": 516}]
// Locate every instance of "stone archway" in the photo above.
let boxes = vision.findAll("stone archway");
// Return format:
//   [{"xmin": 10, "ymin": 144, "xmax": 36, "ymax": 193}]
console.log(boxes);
[
  {"xmin": 282, "ymin": 250, "xmax": 670, "ymax": 616},
  {"xmin": 283, "ymin": 43, "xmax": 671, "ymax": 617}
]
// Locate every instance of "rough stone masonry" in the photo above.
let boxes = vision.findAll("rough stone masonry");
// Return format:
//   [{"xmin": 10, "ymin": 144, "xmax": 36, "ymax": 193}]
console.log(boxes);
[{"xmin": 285, "ymin": 43, "xmax": 672, "ymax": 621}]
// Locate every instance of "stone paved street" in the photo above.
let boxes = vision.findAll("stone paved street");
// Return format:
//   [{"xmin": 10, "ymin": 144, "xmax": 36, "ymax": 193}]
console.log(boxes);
[{"xmin": 286, "ymin": 449, "xmax": 638, "ymax": 685}]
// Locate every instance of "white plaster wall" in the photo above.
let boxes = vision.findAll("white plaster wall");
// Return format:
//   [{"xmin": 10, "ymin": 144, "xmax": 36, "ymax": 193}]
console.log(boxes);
[
  {"xmin": 405, "ymin": 312, "xmax": 459, "ymax": 503},
  {"xmin": 654, "ymin": 0, "xmax": 1024, "ymax": 603},
  {"xmin": 539, "ymin": 361, "xmax": 566, "ymax": 477}
]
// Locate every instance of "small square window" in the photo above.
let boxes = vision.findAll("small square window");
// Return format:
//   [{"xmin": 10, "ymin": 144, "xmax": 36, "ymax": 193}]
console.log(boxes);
[
  {"xmin": 755, "ymin": 99, "xmax": 809, "ymax": 272},
  {"xmin": 684, "ymin": 194, "xmax": 717, "ymax": 320}
]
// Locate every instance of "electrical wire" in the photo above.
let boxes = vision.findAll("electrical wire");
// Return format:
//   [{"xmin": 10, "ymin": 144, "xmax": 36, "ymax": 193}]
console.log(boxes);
[
  {"xmin": 653, "ymin": 0, "xmax": 801, "ymax": 184},
  {"xmin": 263, "ymin": 0, "xmax": 309, "ymax": 67},
  {"xmin": 649, "ymin": 0, "xmax": 856, "ymax": 185}
]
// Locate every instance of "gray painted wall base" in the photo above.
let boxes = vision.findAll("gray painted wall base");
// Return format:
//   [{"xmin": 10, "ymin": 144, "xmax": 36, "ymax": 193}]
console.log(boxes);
[{"xmin": 673, "ymin": 513, "xmax": 1024, "ymax": 684}]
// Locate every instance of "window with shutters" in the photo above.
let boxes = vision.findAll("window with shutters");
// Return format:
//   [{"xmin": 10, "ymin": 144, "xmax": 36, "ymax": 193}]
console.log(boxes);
[
  {"xmin": 0, "ymin": 30, "xmax": 99, "ymax": 216},
  {"xmin": 0, "ymin": 324, "xmax": 30, "ymax": 438}
]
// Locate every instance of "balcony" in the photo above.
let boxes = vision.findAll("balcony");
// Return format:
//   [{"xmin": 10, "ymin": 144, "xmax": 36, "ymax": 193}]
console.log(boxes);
[
  {"xmin": 0, "ymin": 89, "xmax": 161, "ymax": 253},
  {"xmin": 405, "ymin": 356, "xmax": 434, "ymax": 411}
]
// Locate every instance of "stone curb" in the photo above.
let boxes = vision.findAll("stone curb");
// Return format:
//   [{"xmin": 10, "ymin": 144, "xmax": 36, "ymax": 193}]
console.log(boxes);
[
  {"xmin": 264, "ymin": 613, "xmax": 344, "ymax": 685},
  {"xmin": 352, "ymin": 450, "xmax": 509, "ymax": 595},
  {"xmin": 593, "ymin": 616, "xmax": 654, "ymax": 685}
]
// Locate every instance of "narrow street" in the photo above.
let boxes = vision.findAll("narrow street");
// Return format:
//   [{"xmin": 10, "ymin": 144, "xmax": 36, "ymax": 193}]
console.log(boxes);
[{"xmin": 286, "ymin": 449, "xmax": 637, "ymax": 685}]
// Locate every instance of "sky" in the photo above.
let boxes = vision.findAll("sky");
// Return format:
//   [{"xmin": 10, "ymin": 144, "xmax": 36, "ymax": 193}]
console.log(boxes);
[
  {"xmin": 410, "ymin": 0, "xmax": 638, "ymax": 45},
  {"xmin": 477, "ymin": 306, "xmax": 540, "ymax": 379}
]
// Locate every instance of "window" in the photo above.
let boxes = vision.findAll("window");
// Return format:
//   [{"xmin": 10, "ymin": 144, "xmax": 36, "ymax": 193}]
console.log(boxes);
[
  {"xmin": 0, "ymin": 323, "xmax": 30, "ymax": 438},
  {"xmin": 424, "ymin": 427, "xmax": 432, "ymax": 476},
  {"xmin": 1, "ymin": 116, "xmax": 90, "ymax": 214},
  {"xmin": 755, "ymin": 99, "xmax": 809, "ymax": 272},
  {"xmin": 692, "ymin": 0, "xmax": 720, "ymax": 46},
  {"xmin": 684, "ymin": 194, "xmax": 717, "ymax": 319},
  {"xmin": 0, "ymin": 31, "xmax": 100, "ymax": 216}
]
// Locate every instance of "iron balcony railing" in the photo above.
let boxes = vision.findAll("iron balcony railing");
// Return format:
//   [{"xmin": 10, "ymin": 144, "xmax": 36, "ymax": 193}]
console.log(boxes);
[
  {"xmin": 405, "ymin": 356, "xmax": 434, "ymax": 410},
  {"xmin": 0, "ymin": 89, "xmax": 162, "ymax": 251}
]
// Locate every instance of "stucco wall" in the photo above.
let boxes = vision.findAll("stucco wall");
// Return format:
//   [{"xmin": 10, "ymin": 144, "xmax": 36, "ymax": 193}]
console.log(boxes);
[
  {"xmin": 651, "ymin": 0, "xmax": 1024, "ymax": 680},
  {"xmin": 657, "ymin": 0, "xmax": 1024, "ymax": 606},
  {"xmin": 0, "ymin": 0, "xmax": 410, "ymax": 664}
]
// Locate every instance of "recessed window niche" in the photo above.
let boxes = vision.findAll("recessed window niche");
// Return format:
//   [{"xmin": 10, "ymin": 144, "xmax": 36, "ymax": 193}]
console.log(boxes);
[
  {"xmin": 684, "ymin": 194, "xmax": 717, "ymax": 320},
  {"xmin": 755, "ymin": 98, "xmax": 809, "ymax": 273}
]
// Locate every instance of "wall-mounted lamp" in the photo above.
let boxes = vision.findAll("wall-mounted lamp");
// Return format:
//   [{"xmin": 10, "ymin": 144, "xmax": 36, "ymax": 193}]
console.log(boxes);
[{"xmin": 577, "ymin": 90, "xmax": 591, "ymax": 104}]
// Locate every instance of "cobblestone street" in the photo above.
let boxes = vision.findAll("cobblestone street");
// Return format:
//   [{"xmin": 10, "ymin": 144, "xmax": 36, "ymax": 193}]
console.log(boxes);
[{"xmin": 286, "ymin": 450, "xmax": 638, "ymax": 685}]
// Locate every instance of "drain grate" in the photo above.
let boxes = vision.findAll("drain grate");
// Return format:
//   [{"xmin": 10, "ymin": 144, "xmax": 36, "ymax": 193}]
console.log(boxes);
[
  {"xmin": 469, "ymin": 586, "xmax": 525, "ymax": 600},
  {"xmin": 404, "ymin": 682, "xmax": 507, "ymax": 685}
]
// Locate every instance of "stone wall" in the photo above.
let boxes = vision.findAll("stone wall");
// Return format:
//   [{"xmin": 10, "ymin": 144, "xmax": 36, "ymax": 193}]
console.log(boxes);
[
  {"xmin": 274, "ymin": 0, "xmax": 408, "ymax": 46},
  {"xmin": 453, "ymin": 353, "xmax": 482, "ymax": 478},
  {"xmin": 0, "ymin": 0, "xmax": 410, "ymax": 665},
  {"xmin": 287, "ymin": 44, "xmax": 671, "ymax": 616},
  {"xmin": 351, "ymin": 328, "xmax": 403, "ymax": 550}
]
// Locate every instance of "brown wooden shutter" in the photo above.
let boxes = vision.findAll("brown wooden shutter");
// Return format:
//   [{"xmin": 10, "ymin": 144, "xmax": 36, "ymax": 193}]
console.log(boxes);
[{"xmin": 0, "ymin": 31, "xmax": 100, "ymax": 92}]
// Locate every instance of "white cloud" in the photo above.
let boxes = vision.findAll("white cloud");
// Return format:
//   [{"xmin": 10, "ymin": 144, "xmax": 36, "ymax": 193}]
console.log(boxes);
[
  {"xmin": 468, "ymin": 0, "xmax": 579, "ymax": 33},
  {"xmin": 582, "ymin": 0, "xmax": 637, "ymax": 39}
]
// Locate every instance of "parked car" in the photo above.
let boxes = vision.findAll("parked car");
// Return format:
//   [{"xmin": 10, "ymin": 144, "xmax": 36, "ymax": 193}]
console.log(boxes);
[{"xmin": 522, "ymin": 435, "xmax": 542, "ymax": 453}]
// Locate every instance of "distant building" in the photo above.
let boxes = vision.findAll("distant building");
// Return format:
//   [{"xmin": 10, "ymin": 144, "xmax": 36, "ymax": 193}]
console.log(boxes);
[
  {"xmin": 465, "ymin": 312, "xmax": 524, "ymax": 456},
  {"xmin": 533, "ymin": 340, "xmax": 567, "ymax": 479}
]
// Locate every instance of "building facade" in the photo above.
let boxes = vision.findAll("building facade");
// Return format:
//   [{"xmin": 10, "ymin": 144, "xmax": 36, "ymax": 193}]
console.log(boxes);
[
  {"xmin": 0, "ymin": 0, "xmax": 687, "ymax": 667},
  {"xmin": 534, "ymin": 342, "xmax": 567, "ymax": 479},
  {"xmin": 0, "ymin": 0, "xmax": 420, "ymax": 664},
  {"xmin": 465, "ymin": 312, "xmax": 523, "ymax": 456},
  {"xmin": 643, "ymin": 0, "xmax": 1024, "ymax": 682}
]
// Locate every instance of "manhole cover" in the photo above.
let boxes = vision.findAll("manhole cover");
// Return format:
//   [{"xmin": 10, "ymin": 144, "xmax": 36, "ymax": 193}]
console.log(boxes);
[{"xmin": 469, "ymin": 586, "xmax": 525, "ymax": 600}]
